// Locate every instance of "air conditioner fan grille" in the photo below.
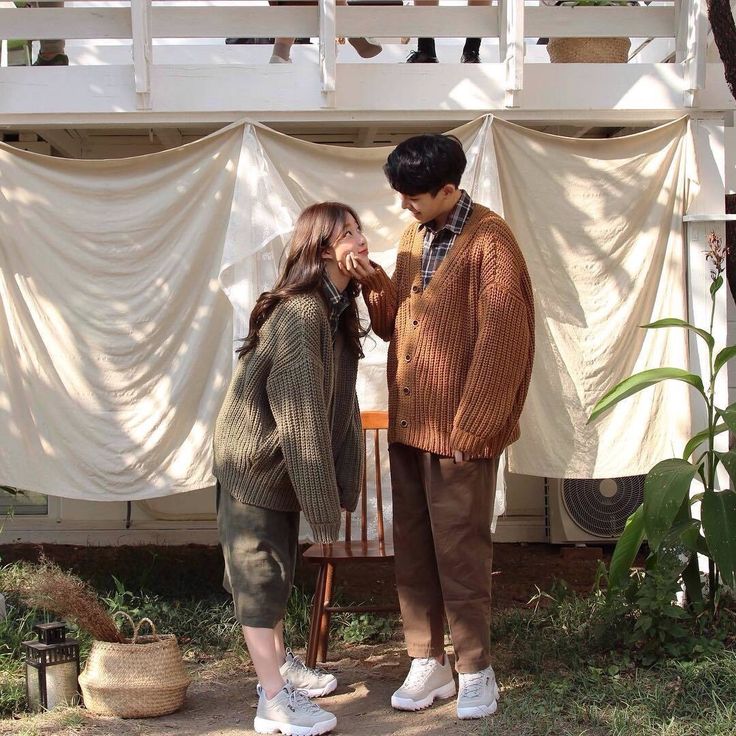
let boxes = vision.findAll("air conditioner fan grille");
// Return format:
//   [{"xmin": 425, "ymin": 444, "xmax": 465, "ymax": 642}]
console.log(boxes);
[{"xmin": 561, "ymin": 476, "xmax": 644, "ymax": 538}]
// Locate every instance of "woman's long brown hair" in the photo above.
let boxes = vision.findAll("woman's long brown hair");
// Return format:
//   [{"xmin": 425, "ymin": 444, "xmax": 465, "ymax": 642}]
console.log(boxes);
[{"xmin": 237, "ymin": 202, "xmax": 367, "ymax": 359}]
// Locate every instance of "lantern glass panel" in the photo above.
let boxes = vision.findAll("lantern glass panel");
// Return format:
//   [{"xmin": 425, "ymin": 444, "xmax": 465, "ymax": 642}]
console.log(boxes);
[
  {"xmin": 45, "ymin": 661, "xmax": 80, "ymax": 709},
  {"xmin": 25, "ymin": 664, "xmax": 41, "ymax": 712}
]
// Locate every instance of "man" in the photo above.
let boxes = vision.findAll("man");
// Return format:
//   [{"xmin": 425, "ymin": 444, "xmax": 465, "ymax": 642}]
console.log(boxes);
[
  {"xmin": 406, "ymin": 0, "xmax": 489, "ymax": 63},
  {"xmin": 345, "ymin": 134, "xmax": 534, "ymax": 720}
]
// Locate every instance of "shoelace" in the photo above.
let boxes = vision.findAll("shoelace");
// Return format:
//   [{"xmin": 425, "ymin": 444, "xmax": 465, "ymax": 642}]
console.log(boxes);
[
  {"xmin": 288, "ymin": 687, "xmax": 322, "ymax": 714},
  {"xmin": 403, "ymin": 658, "xmax": 436, "ymax": 688},
  {"xmin": 289, "ymin": 653, "xmax": 328, "ymax": 678},
  {"xmin": 459, "ymin": 672, "xmax": 486, "ymax": 699}
]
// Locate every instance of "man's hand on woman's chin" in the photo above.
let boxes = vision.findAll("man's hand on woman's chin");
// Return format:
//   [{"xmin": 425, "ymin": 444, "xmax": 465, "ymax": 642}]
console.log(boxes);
[{"xmin": 343, "ymin": 252, "xmax": 377, "ymax": 282}]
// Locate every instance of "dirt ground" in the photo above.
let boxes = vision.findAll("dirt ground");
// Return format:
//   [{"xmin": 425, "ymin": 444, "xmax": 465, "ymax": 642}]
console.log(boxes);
[
  {"xmin": 0, "ymin": 543, "xmax": 610, "ymax": 735},
  {"xmin": 2, "ymin": 644, "xmax": 495, "ymax": 736}
]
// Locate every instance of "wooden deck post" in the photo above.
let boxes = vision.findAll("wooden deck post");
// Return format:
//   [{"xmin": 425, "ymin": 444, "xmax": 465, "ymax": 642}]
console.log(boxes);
[
  {"xmin": 500, "ymin": 0, "xmax": 524, "ymax": 109},
  {"xmin": 131, "ymin": 0, "xmax": 152, "ymax": 110},
  {"xmin": 319, "ymin": 0, "xmax": 337, "ymax": 108}
]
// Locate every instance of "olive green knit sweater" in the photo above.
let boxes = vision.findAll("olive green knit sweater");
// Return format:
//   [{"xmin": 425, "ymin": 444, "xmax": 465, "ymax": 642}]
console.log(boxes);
[
  {"xmin": 363, "ymin": 205, "xmax": 534, "ymax": 459},
  {"xmin": 213, "ymin": 293, "xmax": 364, "ymax": 544}
]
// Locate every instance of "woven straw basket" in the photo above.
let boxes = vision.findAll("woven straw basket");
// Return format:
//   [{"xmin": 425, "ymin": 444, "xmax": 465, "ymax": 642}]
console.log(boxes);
[
  {"xmin": 79, "ymin": 613, "xmax": 190, "ymax": 718},
  {"xmin": 547, "ymin": 36, "xmax": 630, "ymax": 63}
]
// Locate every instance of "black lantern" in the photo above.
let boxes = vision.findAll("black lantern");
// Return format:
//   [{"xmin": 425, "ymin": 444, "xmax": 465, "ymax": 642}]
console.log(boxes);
[{"xmin": 23, "ymin": 622, "xmax": 81, "ymax": 712}]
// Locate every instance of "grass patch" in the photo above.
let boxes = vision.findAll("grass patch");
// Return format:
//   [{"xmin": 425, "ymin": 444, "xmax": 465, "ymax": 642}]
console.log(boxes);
[
  {"xmin": 481, "ymin": 654, "xmax": 736, "ymax": 736},
  {"xmin": 484, "ymin": 585, "xmax": 736, "ymax": 736}
]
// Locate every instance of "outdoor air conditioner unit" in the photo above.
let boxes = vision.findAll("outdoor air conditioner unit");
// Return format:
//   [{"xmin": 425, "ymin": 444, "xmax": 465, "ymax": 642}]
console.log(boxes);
[{"xmin": 546, "ymin": 475, "xmax": 645, "ymax": 544}]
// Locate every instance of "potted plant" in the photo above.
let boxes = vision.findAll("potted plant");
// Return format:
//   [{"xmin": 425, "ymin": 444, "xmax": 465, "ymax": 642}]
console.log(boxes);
[{"xmin": 542, "ymin": 0, "xmax": 637, "ymax": 64}]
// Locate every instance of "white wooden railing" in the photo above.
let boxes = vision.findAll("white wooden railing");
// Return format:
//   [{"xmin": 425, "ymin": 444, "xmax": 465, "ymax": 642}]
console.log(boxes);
[{"xmin": 0, "ymin": 0, "xmax": 711, "ymax": 114}]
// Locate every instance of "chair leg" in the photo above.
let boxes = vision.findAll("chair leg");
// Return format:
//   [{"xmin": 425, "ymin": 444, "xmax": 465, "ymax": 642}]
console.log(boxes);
[
  {"xmin": 306, "ymin": 563, "xmax": 327, "ymax": 669},
  {"xmin": 316, "ymin": 562, "xmax": 335, "ymax": 664}
]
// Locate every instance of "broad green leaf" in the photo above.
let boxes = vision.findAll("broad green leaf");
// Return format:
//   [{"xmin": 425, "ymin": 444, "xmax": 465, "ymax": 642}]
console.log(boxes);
[
  {"xmin": 642, "ymin": 318, "xmax": 714, "ymax": 351},
  {"xmin": 682, "ymin": 423, "xmax": 728, "ymax": 461},
  {"xmin": 589, "ymin": 369, "xmax": 705, "ymax": 424},
  {"xmin": 717, "ymin": 404, "xmax": 736, "ymax": 435},
  {"xmin": 643, "ymin": 459, "xmax": 698, "ymax": 552},
  {"xmin": 657, "ymin": 520, "xmax": 700, "ymax": 573},
  {"xmin": 716, "ymin": 450, "xmax": 736, "ymax": 487},
  {"xmin": 711, "ymin": 275, "xmax": 724, "ymax": 297},
  {"xmin": 680, "ymin": 526, "xmax": 710, "ymax": 557},
  {"xmin": 702, "ymin": 490, "xmax": 736, "ymax": 590},
  {"xmin": 682, "ymin": 555, "xmax": 704, "ymax": 605},
  {"xmin": 608, "ymin": 505, "xmax": 645, "ymax": 591},
  {"xmin": 714, "ymin": 346, "xmax": 736, "ymax": 377}
]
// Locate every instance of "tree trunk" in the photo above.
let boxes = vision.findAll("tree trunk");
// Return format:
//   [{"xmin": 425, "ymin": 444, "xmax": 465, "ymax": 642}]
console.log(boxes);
[{"xmin": 707, "ymin": 0, "xmax": 736, "ymax": 102}]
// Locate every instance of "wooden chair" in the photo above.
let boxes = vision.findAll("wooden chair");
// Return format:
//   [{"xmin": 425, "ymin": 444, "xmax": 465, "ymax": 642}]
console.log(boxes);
[{"xmin": 304, "ymin": 410, "xmax": 395, "ymax": 668}]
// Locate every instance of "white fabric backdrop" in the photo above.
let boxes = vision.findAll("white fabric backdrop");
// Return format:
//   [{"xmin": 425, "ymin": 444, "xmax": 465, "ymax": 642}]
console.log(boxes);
[
  {"xmin": 0, "ymin": 124, "xmax": 242, "ymax": 500},
  {"xmin": 0, "ymin": 115, "xmax": 695, "ymax": 507},
  {"xmin": 493, "ymin": 118, "xmax": 694, "ymax": 478}
]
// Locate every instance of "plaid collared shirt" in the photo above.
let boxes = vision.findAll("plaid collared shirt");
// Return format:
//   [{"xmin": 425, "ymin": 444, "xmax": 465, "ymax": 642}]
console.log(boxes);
[
  {"xmin": 321, "ymin": 275, "xmax": 360, "ymax": 337},
  {"xmin": 419, "ymin": 190, "xmax": 473, "ymax": 289}
]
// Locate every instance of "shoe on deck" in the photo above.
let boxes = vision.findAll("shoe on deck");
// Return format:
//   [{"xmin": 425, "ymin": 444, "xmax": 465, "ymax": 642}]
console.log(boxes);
[
  {"xmin": 255, "ymin": 683, "xmax": 337, "ymax": 736},
  {"xmin": 461, "ymin": 50, "xmax": 481, "ymax": 63},
  {"xmin": 405, "ymin": 50, "xmax": 439, "ymax": 63},
  {"xmin": 456, "ymin": 665, "xmax": 499, "ymax": 719},
  {"xmin": 391, "ymin": 655, "xmax": 456, "ymax": 711},
  {"xmin": 348, "ymin": 37, "xmax": 382, "ymax": 58}
]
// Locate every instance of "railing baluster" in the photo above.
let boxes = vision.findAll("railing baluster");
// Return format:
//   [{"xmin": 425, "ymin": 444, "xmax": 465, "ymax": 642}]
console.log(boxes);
[
  {"xmin": 319, "ymin": 0, "xmax": 336, "ymax": 108},
  {"xmin": 500, "ymin": 0, "xmax": 524, "ymax": 109},
  {"xmin": 131, "ymin": 0, "xmax": 152, "ymax": 110},
  {"xmin": 680, "ymin": 0, "xmax": 707, "ymax": 107}
]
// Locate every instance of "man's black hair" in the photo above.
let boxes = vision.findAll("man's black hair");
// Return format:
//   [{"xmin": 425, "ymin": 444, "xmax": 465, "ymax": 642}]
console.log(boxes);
[{"xmin": 384, "ymin": 134, "xmax": 467, "ymax": 196}]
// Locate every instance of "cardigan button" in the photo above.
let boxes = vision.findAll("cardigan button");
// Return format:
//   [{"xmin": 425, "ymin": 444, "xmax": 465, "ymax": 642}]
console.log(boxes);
[
  {"xmin": 404, "ymin": 354, "xmax": 412, "ymax": 362},
  {"xmin": 400, "ymin": 419, "xmax": 409, "ymax": 428},
  {"xmin": 412, "ymin": 320, "xmax": 419, "ymax": 327},
  {"xmin": 411, "ymin": 285, "xmax": 421, "ymax": 294},
  {"xmin": 403, "ymin": 387, "xmax": 411, "ymax": 396}
]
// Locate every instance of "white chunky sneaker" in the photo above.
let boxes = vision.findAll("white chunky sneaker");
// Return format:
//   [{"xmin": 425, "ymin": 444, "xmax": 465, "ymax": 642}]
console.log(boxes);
[
  {"xmin": 456, "ymin": 665, "xmax": 500, "ymax": 719},
  {"xmin": 279, "ymin": 649, "xmax": 337, "ymax": 697},
  {"xmin": 254, "ymin": 683, "xmax": 337, "ymax": 735},
  {"xmin": 390, "ymin": 655, "xmax": 456, "ymax": 711}
]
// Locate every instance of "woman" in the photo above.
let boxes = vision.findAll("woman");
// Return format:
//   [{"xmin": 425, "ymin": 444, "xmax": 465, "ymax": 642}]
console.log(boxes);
[{"xmin": 213, "ymin": 202, "xmax": 369, "ymax": 736}]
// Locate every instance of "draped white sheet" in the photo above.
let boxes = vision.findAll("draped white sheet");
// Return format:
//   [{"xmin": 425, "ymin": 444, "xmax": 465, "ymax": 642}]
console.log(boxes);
[
  {"xmin": 0, "ymin": 124, "xmax": 242, "ymax": 500},
  {"xmin": 0, "ymin": 115, "xmax": 695, "ymax": 504},
  {"xmin": 492, "ymin": 118, "xmax": 694, "ymax": 478}
]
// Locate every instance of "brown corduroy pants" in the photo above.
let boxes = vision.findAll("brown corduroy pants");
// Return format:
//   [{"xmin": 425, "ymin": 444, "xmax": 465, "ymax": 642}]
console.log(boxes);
[{"xmin": 389, "ymin": 443, "xmax": 498, "ymax": 674}]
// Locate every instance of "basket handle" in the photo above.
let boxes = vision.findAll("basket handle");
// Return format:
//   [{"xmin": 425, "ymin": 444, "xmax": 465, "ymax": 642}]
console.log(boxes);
[
  {"xmin": 112, "ymin": 610, "xmax": 137, "ymax": 636},
  {"xmin": 132, "ymin": 617, "xmax": 158, "ymax": 643},
  {"xmin": 112, "ymin": 611, "xmax": 159, "ymax": 642}
]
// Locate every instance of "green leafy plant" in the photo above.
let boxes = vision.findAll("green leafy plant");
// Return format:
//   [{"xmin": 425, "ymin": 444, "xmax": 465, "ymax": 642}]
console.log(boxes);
[
  {"xmin": 589, "ymin": 230, "xmax": 735, "ymax": 605},
  {"xmin": 338, "ymin": 613, "xmax": 395, "ymax": 645}
]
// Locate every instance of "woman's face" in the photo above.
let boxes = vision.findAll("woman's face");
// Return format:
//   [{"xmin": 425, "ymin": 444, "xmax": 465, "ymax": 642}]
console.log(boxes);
[{"xmin": 326, "ymin": 213, "xmax": 368, "ymax": 270}]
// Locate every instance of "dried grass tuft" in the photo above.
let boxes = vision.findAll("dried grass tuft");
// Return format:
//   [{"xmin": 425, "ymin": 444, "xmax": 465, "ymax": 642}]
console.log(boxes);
[{"xmin": 1, "ymin": 558, "xmax": 123, "ymax": 643}]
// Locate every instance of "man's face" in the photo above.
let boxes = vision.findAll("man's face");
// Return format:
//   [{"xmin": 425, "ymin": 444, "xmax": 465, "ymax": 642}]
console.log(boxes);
[{"xmin": 398, "ymin": 185, "xmax": 456, "ymax": 225}]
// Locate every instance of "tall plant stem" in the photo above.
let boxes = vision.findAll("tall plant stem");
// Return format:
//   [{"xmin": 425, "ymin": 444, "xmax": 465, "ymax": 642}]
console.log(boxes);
[{"xmin": 706, "ymin": 285, "xmax": 719, "ymax": 601}]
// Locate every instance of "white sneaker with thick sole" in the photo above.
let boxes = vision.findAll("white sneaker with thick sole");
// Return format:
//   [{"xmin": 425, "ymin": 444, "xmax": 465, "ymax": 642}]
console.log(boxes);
[
  {"xmin": 273, "ymin": 649, "xmax": 337, "ymax": 698},
  {"xmin": 390, "ymin": 655, "xmax": 456, "ymax": 711},
  {"xmin": 254, "ymin": 683, "xmax": 337, "ymax": 736},
  {"xmin": 456, "ymin": 665, "xmax": 500, "ymax": 719}
]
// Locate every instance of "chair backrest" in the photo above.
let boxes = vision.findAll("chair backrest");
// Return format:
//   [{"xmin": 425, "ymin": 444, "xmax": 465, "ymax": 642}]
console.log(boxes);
[{"xmin": 343, "ymin": 410, "xmax": 388, "ymax": 546}]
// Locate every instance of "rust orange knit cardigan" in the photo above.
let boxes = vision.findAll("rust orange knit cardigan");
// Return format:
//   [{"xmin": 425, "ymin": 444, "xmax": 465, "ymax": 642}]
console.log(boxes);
[{"xmin": 363, "ymin": 204, "xmax": 535, "ymax": 458}]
